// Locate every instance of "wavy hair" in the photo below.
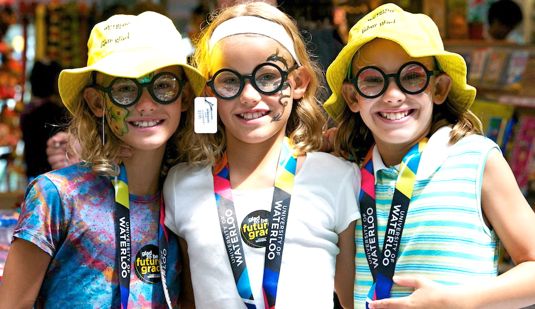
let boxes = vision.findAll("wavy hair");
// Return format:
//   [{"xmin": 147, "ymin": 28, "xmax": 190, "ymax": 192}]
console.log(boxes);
[
  {"xmin": 179, "ymin": 1, "xmax": 326, "ymax": 165},
  {"xmin": 67, "ymin": 71, "xmax": 194, "ymax": 180},
  {"xmin": 333, "ymin": 56, "xmax": 483, "ymax": 164}
]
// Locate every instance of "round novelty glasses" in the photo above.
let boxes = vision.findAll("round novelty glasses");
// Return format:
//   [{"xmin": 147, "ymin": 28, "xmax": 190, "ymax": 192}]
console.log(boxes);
[
  {"xmin": 92, "ymin": 72, "xmax": 184, "ymax": 107},
  {"xmin": 347, "ymin": 61, "xmax": 441, "ymax": 99},
  {"xmin": 207, "ymin": 62, "xmax": 296, "ymax": 100}
]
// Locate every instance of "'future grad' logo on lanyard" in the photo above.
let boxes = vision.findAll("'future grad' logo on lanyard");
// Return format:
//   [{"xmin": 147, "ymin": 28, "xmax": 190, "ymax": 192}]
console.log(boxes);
[
  {"xmin": 213, "ymin": 137, "xmax": 297, "ymax": 309},
  {"xmin": 112, "ymin": 164, "xmax": 172, "ymax": 309},
  {"xmin": 359, "ymin": 139, "xmax": 427, "ymax": 308}
]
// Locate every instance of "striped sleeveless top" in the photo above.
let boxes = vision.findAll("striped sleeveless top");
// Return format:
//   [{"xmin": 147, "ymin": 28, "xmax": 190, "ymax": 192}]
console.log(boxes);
[{"xmin": 354, "ymin": 128, "xmax": 499, "ymax": 307}]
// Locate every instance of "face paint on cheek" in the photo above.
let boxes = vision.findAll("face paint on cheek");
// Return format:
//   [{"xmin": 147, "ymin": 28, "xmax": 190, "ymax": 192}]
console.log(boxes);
[
  {"xmin": 272, "ymin": 81, "xmax": 292, "ymax": 122},
  {"xmin": 106, "ymin": 103, "xmax": 130, "ymax": 137}
]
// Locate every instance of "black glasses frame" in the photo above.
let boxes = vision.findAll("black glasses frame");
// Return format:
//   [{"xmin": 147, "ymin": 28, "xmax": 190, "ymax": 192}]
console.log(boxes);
[
  {"xmin": 347, "ymin": 61, "xmax": 441, "ymax": 99},
  {"xmin": 207, "ymin": 62, "xmax": 298, "ymax": 100},
  {"xmin": 91, "ymin": 71, "xmax": 184, "ymax": 107}
]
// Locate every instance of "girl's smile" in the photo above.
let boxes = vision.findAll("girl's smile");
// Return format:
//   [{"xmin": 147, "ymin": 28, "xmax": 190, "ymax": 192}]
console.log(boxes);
[
  {"xmin": 129, "ymin": 119, "xmax": 164, "ymax": 128},
  {"xmin": 209, "ymin": 35, "xmax": 296, "ymax": 145},
  {"xmin": 345, "ymin": 39, "xmax": 450, "ymax": 164},
  {"xmin": 100, "ymin": 66, "xmax": 185, "ymax": 153},
  {"xmin": 237, "ymin": 108, "xmax": 271, "ymax": 121},
  {"xmin": 377, "ymin": 109, "xmax": 414, "ymax": 121}
]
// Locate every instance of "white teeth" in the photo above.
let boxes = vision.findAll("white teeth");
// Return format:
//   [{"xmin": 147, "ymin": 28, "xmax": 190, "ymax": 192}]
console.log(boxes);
[
  {"xmin": 240, "ymin": 112, "xmax": 266, "ymax": 120},
  {"xmin": 132, "ymin": 120, "xmax": 161, "ymax": 127},
  {"xmin": 380, "ymin": 111, "xmax": 409, "ymax": 120}
]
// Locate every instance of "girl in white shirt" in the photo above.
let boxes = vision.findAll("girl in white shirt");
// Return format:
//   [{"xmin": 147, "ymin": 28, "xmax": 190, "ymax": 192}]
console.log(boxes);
[{"xmin": 164, "ymin": 2, "xmax": 360, "ymax": 308}]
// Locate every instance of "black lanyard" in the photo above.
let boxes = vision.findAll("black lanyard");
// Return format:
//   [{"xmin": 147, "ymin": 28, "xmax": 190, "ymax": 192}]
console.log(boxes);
[
  {"xmin": 359, "ymin": 140, "xmax": 426, "ymax": 300},
  {"xmin": 112, "ymin": 164, "xmax": 172, "ymax": 308},
  {"xmin": 213, "ymin": 138, "xmax": 297, "ymax": 308}
]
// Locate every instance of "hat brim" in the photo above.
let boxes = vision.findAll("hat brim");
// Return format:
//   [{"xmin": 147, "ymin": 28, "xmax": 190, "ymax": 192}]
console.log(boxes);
[
  {"xmin": 325, "ymin": 38, "xmax": 476, "ymax": 122},
  {"xmin": 59, "ymin": 50, "xmax": 205, "ymax": 114}
]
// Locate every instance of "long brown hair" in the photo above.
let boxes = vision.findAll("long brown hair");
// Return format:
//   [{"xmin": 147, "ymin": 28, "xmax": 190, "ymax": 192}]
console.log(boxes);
[{"xmin": 333, "ymin": 53, "xmax": 483, "ymax": 164}]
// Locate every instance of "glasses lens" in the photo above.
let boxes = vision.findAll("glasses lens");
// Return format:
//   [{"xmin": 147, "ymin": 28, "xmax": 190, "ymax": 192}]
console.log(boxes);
[
  {"xmin": 153, "ymin": 73, "xmax": 180, "ymax": 103},
  {"xmin": 399, "ymin": 63, "xmax": 429, "ymax": 93},
  {"xmin": 357, "ymin": 67, "xmax": 385, "ymax": 98},
  {"xmin": 110, "ymin": 78, "xmax": 138, "ymax": 106},
  {"xmin": 213, "ymin": 70, "xmax": 241, "ymax": 99},
  {"xmin": 253, "ymin": 64, "xmax": 283, "ymax": 94}
]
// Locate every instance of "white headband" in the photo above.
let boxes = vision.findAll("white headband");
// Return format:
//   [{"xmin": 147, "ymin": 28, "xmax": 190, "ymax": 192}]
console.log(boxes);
[{"xmin": 208, "ymin": 16, "xmax": 301, "ymax": 66}]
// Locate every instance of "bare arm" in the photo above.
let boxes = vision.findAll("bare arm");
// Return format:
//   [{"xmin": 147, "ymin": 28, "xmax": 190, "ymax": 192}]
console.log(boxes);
[
  {"xmin": 472, "ymin": 150, "xmax": 535, "ymax": 308},
  {"xmin": 0, "ymin": 238, "xmax": 51, "ymax": 309},
  {"xmin": 178, "ymin": 237, "xmax": 195, "ymax": 309},
  {"xmin": 368, "ymin": 151, "xmax": 535, "ymax": 309},
  {"xmin": 335, "ymin": 221, "xmax": 356, "ymax": 309}
]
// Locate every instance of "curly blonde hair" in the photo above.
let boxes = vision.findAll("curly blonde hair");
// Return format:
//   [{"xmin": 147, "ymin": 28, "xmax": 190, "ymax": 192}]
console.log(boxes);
[
  {"xmin": 67, "ymin": 71, "xmax": 195, "ymax": 179},
  {"xmin": 179, "ymin": 1, "xmax": 326, "ymax": 165}
]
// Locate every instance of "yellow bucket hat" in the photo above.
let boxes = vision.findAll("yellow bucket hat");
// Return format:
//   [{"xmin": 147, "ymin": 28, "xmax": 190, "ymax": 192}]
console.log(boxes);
[
  {"xmin": 58, "ymin": 11, "xmax": 206, "ymax": 114},
  {"xmin": 324, "ymin": 3, "xmax": 476, "ymax": 122}
]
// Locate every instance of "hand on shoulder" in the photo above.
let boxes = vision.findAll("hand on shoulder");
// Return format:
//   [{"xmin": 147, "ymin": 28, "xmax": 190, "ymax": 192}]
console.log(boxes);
[{"xmin": 46, "ymin": 132, "xmax": 81, "ymax": 170}]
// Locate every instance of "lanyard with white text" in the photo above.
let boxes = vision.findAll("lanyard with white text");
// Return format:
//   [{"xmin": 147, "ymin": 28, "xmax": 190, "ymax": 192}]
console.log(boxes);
[
  {"xmin": 113, "ymin": 164, "xmax": 172, "ymax": 309},
  {"xmin": 213, "ymin": 137, "xmax": 297, "ymax": 309},
  {"xmin": 359, "ymin": 139, "xmax": 426, "ymax": 305}
]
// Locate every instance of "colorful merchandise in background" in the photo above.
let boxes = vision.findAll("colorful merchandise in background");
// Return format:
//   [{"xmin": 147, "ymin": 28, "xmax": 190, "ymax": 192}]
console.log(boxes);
[{"xmin": 0, "ymin": 209, "xmax": 18, "ymax": 278}]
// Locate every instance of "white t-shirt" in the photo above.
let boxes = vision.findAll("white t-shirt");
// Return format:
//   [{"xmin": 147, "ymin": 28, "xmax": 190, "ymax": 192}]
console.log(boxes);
[{"xmin": 164, "ymin": 152, "xmax": 360, "ymax": 308}]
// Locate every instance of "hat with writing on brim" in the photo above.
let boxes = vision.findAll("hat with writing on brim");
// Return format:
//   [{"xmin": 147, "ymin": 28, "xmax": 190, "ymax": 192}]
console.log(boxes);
[
  {"xmin": 58, "ymin": 11, "xmax": 206, "ymax": 114},
  {"xmin": 324, "ymin": 3, "xmax": 476, "ymax": 122}
]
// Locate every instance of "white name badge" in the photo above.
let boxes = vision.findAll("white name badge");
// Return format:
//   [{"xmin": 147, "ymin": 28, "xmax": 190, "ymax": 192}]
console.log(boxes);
[{"xmin": 194, "ymin": 97, "xmax": 218, "ymax": 134}]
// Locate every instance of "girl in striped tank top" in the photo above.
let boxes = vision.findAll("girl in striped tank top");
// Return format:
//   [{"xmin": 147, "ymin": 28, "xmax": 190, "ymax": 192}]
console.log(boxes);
[{"xmin": 325, "ymin": 3, "xmax": 535, "ymax": 308}]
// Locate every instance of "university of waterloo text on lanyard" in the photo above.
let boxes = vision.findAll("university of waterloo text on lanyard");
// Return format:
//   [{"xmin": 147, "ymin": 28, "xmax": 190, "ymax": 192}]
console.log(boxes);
[
  {"xmin": 213, "ymin": 137, "xmax": 297, "ymax": 309},
  {"xmin": 359, "ymin": 139, "xmax": 427, "ymax": 307},
  {"xmin": 112, "ymin": 164, "xmax": 173, "ymax": 309}
]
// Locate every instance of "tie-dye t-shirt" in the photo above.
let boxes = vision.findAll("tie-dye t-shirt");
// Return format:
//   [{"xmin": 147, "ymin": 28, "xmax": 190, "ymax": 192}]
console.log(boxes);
[{"xmin": 13, "ymin": 163, "xmax": 180, "ymax": 308}]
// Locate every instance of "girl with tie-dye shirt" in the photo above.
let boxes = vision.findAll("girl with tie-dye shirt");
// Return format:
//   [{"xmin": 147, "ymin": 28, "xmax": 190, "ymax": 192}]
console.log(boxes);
[{"xmin": 0, "ymin": 12, "xmax": 205, "ymax": 308}]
